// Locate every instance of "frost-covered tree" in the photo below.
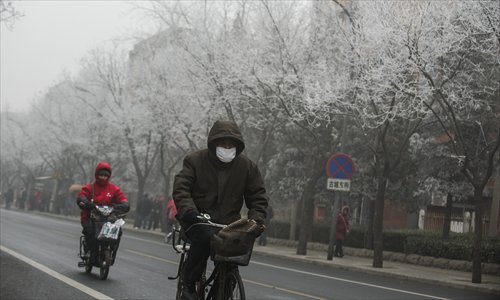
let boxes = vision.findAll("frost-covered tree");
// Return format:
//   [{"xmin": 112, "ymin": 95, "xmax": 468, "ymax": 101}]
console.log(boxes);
[
  {"xmin": 0, "ymin": 111, "xmax": 47, "ymax": 200},
  {"xmin": 303, "ymin": 0, "xmax": 499, "ymax": 279},
  {"xmin": 403, "ymin": 1, "xmax": 500, "ymax": 283},
  {"xmin": 236, "ymin": 0, "xmax": 359, "ymax": 255},
  {"xmin": 75, "ymin": 46, "xmax": 160, "ymax": 211},
  {"xmin": 127, "ymin": 29, "xmax": 209, "ymax": 196},
  {"xmin": 299, "ymin": 1, "xmax": 434, "ymax": 266}
]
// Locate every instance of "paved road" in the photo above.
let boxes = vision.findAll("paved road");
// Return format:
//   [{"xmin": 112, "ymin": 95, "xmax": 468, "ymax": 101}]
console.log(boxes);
[{"xmin": 1, "ymin": 208, "xmax": 498, "ymax": 300}]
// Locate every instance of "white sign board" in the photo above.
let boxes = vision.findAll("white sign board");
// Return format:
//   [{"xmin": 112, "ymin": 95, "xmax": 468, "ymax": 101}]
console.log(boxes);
[{"xmin": 326, "ymin": 178, "xmax": 351, "ymax": 191}]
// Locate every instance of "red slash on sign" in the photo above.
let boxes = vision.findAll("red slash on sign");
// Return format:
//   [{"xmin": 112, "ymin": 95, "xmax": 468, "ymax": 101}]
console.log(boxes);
[{"xmin": 326, "ymin": 153, "xmax": 355, "ymax": 180}]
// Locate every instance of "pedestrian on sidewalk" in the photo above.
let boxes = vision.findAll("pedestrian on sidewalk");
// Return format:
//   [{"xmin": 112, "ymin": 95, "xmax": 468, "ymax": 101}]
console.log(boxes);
[
  {"xmin": 334, "ymin": 205, "xmax": 349, "ymax": 258},
  {"xmin": 148, "ymin": 195, "xmax": 162, "ymax": 231},
  {"xmin": 19, "ymin": 188, "xmax": 27, "ymax": 210},
  {"xmin": 136, "ymin": 193, "xmax": 153, "ymax": 229},
  {"xmin": 4, "ymin": 187, "xmax": 14, "ymax": 209}
]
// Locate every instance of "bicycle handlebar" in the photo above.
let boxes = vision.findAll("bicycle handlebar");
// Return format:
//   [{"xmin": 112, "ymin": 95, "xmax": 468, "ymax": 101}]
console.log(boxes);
[
  {"xmin": 186, "ymin": 214, "xmax": 226, "ymax": 233},
  {"xmin": 170, "ymin": 214, "xmax": 227, "ymax": 253}
]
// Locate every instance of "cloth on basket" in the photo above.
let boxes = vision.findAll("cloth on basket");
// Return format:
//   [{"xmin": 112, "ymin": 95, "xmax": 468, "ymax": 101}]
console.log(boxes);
[{"xmin": 210, "ymin": 218, "xmax": 261, "ymax": 257}]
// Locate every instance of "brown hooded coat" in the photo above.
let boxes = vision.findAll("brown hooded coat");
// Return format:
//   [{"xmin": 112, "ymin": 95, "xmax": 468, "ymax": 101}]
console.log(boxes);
[{"xmin": 173, "ymin": 120, "xmax": 268, "ymax": 225}]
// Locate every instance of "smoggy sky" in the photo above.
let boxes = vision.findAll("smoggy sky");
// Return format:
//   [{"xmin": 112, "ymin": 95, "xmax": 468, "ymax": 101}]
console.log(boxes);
[{"xmin": 1, "ymin": 0, "xmax": 151, "ymax": 113}]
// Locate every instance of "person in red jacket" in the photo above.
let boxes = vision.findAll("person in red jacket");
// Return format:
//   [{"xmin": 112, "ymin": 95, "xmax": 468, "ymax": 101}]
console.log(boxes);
[
  {"xmin": 163, "ymin": 198, "xmax": 178, "ymax": 243},
  {"xmin": 334, "ymin": 205, "xmax": 350, "ymax": 258},
  {"xmin": 76, "ymin": 162, "xmax": 130, "ymax": 258}
]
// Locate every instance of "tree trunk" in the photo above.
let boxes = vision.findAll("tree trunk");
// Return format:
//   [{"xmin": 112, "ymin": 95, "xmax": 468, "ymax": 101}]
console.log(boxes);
[
  {"xmin": 159, "ymin": 137, "xmax": 169, "ymax": 196},
  {"xmin": 372, "ymin": 174, "xmax": 387, "ymax": 268},
  {"xmin": 133, "ymin": 178, "xmax": 146, "ymax": 228},
  {"xmin": 164, "ymin": 170, "xmax": 172, "ymax": 197},
  {"xmin": 296, "ymin": 176, "xmax": 316, "ymax": 255},
  {"xmin": 442, "ymin": 193, "xmax": 453, "ymax": 239},
  {"xmin": 327, "ymin": 194, "xmax": 341, "ymax": 260},
  {"xmin": 471, "ymin": 188, "xmax": 484, "ymax": 283},
  {"xmin": 289, "ymin": 200, "xmax": 299, "ymax": 240},
  {"xmin": 296, "ymin": 167, "xmax": 323, "ymax": 255},
  {"xmin": 365, "ymin": 199, "xmax": 374, "ymax": 249}
]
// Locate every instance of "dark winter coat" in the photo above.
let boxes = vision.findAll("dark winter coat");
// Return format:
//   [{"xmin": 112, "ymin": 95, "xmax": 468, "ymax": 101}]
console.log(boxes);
[{"xmin": 173, "ymin": 120, "xmax": 268, "ymax": 225}]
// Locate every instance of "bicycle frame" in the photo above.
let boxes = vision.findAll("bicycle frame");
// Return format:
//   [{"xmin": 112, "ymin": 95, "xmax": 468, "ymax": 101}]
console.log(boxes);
[{"xmin": 168, "ymin": 217, "xmax": 246, "ymax": 300}]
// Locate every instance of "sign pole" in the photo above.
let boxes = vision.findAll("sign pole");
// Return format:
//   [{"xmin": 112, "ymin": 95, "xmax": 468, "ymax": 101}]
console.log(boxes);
[
  {"xmin": 325, "ymin": 150, "xmax": 355, "ymax": 261},
  {"xmin": 327, "ymin": 193, "xmax": 341, "ymax": 260}
]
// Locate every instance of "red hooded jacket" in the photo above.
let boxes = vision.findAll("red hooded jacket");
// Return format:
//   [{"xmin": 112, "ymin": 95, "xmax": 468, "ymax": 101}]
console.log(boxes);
[
  {"xmin": 335, "ymin": 206, "xmax": 350, "ymax": 240},
  {"xmin": 77, "ymin": 162, "xmax": 128, "ymax": 224}
]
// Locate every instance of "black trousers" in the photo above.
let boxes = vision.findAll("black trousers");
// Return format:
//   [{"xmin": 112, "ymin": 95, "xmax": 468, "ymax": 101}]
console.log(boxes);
[
  {"xmin": 82, "ymin": 220, "xmax": 95, "ymax": 251},
  {"xmin": 183, "ymin": 225, "xmax": 219, "ymax": 283},
  {"xmin": 334, "ymin": 239, "xmax": 344, "ymax": 257}
]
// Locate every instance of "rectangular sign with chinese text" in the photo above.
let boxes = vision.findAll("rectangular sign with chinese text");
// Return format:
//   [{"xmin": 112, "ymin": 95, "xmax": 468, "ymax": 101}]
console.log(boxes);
[{"xmin": 326, "ymin": 178, "xmax": 351, "ymax": 191}]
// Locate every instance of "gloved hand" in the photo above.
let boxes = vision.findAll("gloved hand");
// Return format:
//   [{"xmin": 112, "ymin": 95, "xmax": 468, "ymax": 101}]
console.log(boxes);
[
  {"xmin": 90, "ymin": 201, "xmax": 97, "ymax": 210},
  {"xmin": 249, "ymin": 219, "xmax": 266, "ymax": 237},
  {"xmin": 77, "ymin": 198, "xmax": 96, "ymax": 210},
  {"xmin": 181, "ymin": 211, "xmax": 201, "ymax": 225}
]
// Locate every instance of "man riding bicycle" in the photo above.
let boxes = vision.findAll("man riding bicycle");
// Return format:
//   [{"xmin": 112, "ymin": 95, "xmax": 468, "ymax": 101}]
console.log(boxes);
[{"xmin": 173, "ymin": 120, "xmax": 269, "ymax": 300}]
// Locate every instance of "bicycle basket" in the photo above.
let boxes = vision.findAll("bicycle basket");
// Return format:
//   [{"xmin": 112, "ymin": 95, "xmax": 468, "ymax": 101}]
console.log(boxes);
[
  {"xmin": 210, "ymin": 242, "xmax": 253, "ymax": 266},
  {"xmin": 97, "ymin": 221, "xmax": 121, "ymax": 243},
  {"xmin": 209, "ymin": 218, "xmax": 258, "ymax": 266}
]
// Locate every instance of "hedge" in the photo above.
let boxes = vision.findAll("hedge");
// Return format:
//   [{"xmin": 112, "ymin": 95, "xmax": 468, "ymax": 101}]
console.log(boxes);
[{"xmin": 267, "ymin": 220, "xmax": 500, "ymax": 263}]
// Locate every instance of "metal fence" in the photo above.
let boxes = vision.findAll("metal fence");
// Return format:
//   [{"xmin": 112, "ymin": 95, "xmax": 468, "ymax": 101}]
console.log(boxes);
[{"xmin": 424, "ymin": 211, "xmax": 491, "ymax": 234}]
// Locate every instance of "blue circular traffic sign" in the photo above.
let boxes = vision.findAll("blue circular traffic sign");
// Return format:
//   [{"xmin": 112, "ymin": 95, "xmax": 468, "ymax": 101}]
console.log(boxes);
[{"xmin": 326, "ymin": 153, "xmax": 355, "ymax": 180}]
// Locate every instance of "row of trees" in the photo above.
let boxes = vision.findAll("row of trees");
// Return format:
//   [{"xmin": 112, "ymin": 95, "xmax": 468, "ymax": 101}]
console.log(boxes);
[{"xmin": 1, "ymin": 1, "xmax": 498, "ymax": 283}]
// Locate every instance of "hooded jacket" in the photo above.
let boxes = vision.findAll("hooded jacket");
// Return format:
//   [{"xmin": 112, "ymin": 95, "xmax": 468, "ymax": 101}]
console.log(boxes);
[
  {"xmin": 173, "ymin": 120, "xmax": 268, "ymax": 225},
  {"xmin": 77, "ymin": 162, "xmax": 128, "ymax": 224}
]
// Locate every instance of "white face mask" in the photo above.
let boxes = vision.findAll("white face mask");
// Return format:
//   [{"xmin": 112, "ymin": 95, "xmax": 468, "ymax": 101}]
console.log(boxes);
[{"xmin": 216, "ymin": 147, "xmax": 236, "ymax": 163}]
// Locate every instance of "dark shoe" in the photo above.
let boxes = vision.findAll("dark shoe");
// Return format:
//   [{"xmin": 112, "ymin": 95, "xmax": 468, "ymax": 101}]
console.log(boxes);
[{"xmin": 181, "ymin": 282, "xmax": 197, "ymax": 300}]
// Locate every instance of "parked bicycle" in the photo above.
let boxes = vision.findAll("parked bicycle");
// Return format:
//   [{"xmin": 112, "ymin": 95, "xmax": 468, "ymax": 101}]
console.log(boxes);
[{"xmin": 168, "ymin": 214, "xmax": 254, "ymax": 300}]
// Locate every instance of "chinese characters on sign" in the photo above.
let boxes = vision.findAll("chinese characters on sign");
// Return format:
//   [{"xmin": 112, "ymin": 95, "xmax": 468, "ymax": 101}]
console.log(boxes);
[{"xmin": 326, "ymin": 178, "xmax": 351, "ymax": 191}]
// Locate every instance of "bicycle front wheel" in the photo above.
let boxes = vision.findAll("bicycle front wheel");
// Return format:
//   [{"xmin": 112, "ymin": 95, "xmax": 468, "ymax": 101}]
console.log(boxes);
[{"xmin": 223, "ymin": 268, "xmax": 245, "ymax": 300}]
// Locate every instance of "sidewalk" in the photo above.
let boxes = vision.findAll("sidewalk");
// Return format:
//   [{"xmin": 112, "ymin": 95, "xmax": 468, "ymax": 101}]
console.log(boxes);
[
  {"xmin": 252, "ymin": 243, "xmax": 500, "ymax": 295},
  {"xmin": 27, "ymin": 210, "xmax": 500, "ymax": 295}
]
